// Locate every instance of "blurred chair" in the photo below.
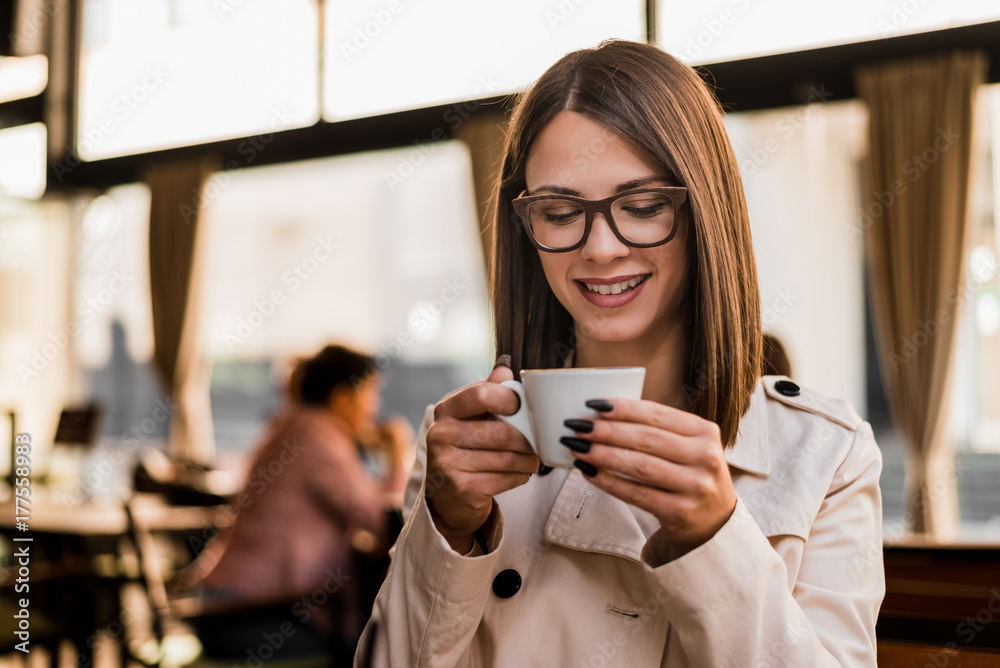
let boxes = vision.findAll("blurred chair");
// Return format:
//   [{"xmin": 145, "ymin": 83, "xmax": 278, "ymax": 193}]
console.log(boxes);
[
  {"xmin": 120, "ymin": 494, "xmax": 379, "ymax": 667},
  {"xmin": 38, "ymin": 403, "xmax": 103, "ymax": 488}
]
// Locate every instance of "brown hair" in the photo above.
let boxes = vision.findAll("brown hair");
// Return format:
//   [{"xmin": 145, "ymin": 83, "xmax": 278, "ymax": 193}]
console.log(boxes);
[
  {"xmin": 489, "ymin": 39, "xmax": 761, "ymax": 448},
  {"xmin": 287, "ymin": 344, "xmax": 376, "ymax": 407}
]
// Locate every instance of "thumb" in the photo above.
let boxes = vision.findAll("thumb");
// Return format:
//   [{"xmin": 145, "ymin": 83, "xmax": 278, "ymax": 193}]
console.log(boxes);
[{"xmin": 486, "ymin": 353, "xmax": 514, "ymax": 384}]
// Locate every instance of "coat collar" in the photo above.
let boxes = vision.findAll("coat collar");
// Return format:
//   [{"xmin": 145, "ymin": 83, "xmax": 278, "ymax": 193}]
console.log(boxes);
[{"xmin": 543, "ymin": 353, "xmax": 771, "ymax": 562}]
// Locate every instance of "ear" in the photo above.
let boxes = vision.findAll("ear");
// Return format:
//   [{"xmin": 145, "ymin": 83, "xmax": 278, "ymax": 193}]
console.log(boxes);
[{"xmin": 327, "ymin": 385, "xmax": 351, "ymax": 412}]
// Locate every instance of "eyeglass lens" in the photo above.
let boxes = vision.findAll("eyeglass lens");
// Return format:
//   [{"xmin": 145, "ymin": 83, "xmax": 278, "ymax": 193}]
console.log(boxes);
[{"xmin": 525, "ymin": 192, "xmax": 675, "ymax": 249}]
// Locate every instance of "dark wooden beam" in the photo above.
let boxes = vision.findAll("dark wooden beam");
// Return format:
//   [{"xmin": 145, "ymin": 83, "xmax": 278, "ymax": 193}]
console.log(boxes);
[
  {"xmin": 698, "ymin": 19, "xmax": 1000, "ymax": 112},
  {"xmin": 0, "ymin": 93, "xmax": 44, "ymax": 129},
  {"xmin": 46, "ymin": 95, "xmax": 513, "ymax": 192}
]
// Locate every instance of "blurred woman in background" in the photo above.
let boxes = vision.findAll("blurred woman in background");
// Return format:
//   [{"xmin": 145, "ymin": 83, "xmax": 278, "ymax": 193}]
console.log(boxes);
[{"xmin": 188, "ymin": 344, "xmax": 412, "ymax": 661}]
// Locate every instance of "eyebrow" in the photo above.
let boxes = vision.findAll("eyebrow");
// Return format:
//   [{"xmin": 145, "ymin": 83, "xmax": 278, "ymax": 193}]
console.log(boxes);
[{"xmin": 528, "ymin": 176, "xmax": 672, "ymax": 196}]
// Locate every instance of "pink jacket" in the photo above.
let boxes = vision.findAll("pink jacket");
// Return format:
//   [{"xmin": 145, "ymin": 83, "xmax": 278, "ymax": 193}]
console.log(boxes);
[
  {"xmin": 194, "ymin": 406, "xmax": 386, "ymax": 622},
  {"xmin": 357, "ymin": 376, "xmax": 885, "ymax": 666}
]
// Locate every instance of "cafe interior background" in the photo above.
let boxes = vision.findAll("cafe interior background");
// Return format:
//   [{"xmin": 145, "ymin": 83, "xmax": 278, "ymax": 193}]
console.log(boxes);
[{"xmin": 1, "ymin": 0, "xmax": 1000, "ymax": 665}]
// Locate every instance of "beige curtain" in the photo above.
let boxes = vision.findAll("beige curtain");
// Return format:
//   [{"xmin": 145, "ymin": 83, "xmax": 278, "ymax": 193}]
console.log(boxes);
[
  {"xmin": 855, "ymin": 51, "xmax": 987, "ymax": 538},
  {"xmin": 453, "ymin": 110, "xmax": 509, "ymax": 275},
  {"xmin": 143, "ymin": 156, "xmax": 220, "ymax": 465}
]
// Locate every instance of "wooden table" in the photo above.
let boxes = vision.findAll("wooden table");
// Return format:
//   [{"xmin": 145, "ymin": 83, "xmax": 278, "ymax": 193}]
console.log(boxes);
[{"xmin": 0, "ymin": 492, "xmax": 227, "ymax": 666}]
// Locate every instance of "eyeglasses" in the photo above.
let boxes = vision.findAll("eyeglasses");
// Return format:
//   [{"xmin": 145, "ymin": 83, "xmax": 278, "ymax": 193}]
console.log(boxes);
[{"xmin": 511, "ymin": 186, "xmax": 687, "ymax": 253}]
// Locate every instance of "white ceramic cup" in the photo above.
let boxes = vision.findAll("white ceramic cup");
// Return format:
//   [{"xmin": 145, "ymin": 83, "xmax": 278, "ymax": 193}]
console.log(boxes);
[{"xmin": 495, "ymin": 366, "xmax": 646, "ymax": 468}]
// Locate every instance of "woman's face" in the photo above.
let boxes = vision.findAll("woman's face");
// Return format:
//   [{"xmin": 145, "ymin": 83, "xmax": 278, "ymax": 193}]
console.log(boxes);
[
  {"xmin": 524, "ymin": 111, "xmax": 690, "ymax": 345},
  {"xmin": 330, "ymin": 373, "xmax": 383, "ymax": 435}
]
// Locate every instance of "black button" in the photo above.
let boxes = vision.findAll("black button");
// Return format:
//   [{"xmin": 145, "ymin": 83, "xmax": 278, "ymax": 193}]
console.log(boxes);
[
  {"xmin": 774, "ymin": 379, "xmax": 801, "ymax": 397},
  {"xmin": 492, "ymin": 569, "xmax": 522, "ymax": 599},
  {"xmin": 537, "ymin": 463, "xmax": 554, "ymax": 476}
]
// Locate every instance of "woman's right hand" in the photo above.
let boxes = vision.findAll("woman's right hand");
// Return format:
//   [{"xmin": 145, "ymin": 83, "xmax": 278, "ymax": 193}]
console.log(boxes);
[{"xmin": 425, "ymin": 357, "xmax": 540, "ymax": 553}]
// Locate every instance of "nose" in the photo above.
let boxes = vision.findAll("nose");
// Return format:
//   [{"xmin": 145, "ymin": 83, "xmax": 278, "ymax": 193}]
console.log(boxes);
[{"xmin": 579, "ymin": 212, "xmax": 630, "ymax": 263}]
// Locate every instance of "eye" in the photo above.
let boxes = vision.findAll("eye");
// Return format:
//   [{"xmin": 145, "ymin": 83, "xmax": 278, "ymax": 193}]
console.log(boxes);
[
  {"xmin": 534, "ymin": 200, "xmax": 584, "ymax": 225},
  {"xmin": 618, "ymin": 195, "xmax": 671, "ymax": 219}
]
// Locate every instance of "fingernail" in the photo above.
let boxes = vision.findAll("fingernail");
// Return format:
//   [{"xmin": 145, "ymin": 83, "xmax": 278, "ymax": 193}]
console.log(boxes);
[
  {"xmin": 537, "ymin": 463, "xmax": 554, "ymax": 476},
  {"xmin": 585, "ymin": 399, "xmax": 613, "ymax": 412},
  {"xmin": 493, "ymin": 354, "xmax": 512, "ymax": 370},
  {"xmin": 563, "ymin": 418, "xmax": 594, "ymax": 433},
  {"xmin": 574, "ymin": 459, "xmax": 598, "ymax": 477},
  {"xmin": 560, "ymin": 436, "xmax": 591, "ymax": 453}
]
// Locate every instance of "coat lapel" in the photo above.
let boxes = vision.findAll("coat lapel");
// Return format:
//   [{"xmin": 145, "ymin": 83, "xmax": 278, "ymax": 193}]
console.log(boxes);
[{"xmin": 542, "ymin": 468, "xmax": 659, "ymax": 564}]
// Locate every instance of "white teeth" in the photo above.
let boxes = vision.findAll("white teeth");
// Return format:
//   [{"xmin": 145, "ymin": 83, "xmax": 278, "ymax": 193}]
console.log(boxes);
[{"xmin": 583, "ymin": 275, "xmax": 646, "ymax": 295}]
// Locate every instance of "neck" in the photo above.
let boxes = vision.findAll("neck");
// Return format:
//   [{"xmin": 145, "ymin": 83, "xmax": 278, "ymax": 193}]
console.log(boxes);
[{"xmin": 574, "ymin": 320, "xmax": 690, "ymax": 412}]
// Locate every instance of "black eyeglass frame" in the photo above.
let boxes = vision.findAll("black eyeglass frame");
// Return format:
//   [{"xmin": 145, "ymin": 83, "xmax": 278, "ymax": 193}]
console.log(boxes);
[{"xmin": 511, "ymin": 186, "xmax": 688, "ymax": 252}]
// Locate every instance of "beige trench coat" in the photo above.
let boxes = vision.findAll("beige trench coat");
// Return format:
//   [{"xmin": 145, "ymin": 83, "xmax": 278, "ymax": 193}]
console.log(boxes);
[{"xmin": 356, "ymin": 375, "xmax": 885, "ymax": 666}]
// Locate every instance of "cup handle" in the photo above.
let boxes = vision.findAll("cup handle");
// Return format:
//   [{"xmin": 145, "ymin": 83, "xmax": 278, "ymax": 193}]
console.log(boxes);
[{"xmin": 494, "ymin": 380, "xmax": 534, "ymax": 451}]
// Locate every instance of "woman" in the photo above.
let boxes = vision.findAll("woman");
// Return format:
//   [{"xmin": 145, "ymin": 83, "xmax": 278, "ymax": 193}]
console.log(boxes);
[
  {"xmin": 358, "ymin": 40, "xmax": 883, "ymax": 666},
  {"xmin": 189, "ymin": 344, "xmax": 411, "ymax": 659}
]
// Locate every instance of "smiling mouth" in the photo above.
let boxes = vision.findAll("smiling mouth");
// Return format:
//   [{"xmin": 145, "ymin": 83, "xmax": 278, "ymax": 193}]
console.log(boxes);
[{"xmin": 577, "ymin": 274, "xmax": 650, "ymax": 296}]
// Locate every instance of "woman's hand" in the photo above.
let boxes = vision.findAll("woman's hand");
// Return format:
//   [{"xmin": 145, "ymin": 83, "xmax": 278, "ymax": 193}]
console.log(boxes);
[
  {"xmin": 564, "ymin": 398, "xmax": 736, "ymax": 555},
  {"xmin": 425, "ymin": 359, "xmax": 540, "ymax": 553},
  {"xmin": 376, "ymin": 416, "xmax": 415, "ymax": 466}
]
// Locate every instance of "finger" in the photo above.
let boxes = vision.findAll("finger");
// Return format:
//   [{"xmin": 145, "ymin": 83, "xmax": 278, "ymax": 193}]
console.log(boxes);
[
  {"xmin": 566, "ymin": 419, "xmax": 700, "ymax": 464},
  {"xmin": 485, "ymin": 354, "xmax": 514, "ymax": 385},
  {"xmin": 579, "ymin": 466, "xmax": 683, "ymax": 519},
  {"xmin": 437, "ymin": 448, "xmax": 540, "ymax": 475},
  {"xmin": 428, "ymin": 418, "xmax": 535, "ymax": 455},
  {"xmin": 580, "ymin": 397, "xmax": 706, "ymax": 437},
  {"xmin": 435, "ymin": 379, "xmax": 520, "ymax": 421},
  {"xmin": 573, "ymin": 443, "xmax": 692, "ymax": 492},
  {"xmin": 444, "ymin": 471, "xmax": 533, "ymax": 499}
]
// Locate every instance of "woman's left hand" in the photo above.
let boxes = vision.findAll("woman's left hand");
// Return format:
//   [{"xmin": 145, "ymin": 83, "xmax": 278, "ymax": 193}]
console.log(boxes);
[{"xmin": 565, "ymin": 398, "xmax": 737, "ymax": 555}]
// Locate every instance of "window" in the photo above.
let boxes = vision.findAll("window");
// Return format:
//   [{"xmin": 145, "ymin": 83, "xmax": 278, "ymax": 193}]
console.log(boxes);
[
  {"xmin": 944, "ymin": 84, "xmax": 1000, "ymax": 539},
  {"xmin": 323, "ymin": 0, "xmax": 645, "ymax": 120},
  {"xmin": 723, "ymin": 99, "xmax": 869, "ymax": 408},
  {"xmin": 78, "ymin": 0, "xmax": 319, "ymax": 159},
  {"xmin": 201, "ymin": 140, "xmax": 492, "ymax": 468},
  {"xmin": 0, "ymin": 122, "xmax": 45, "ymax": 199},
  {"xmin": 0, "ymin": 54, "xmax": 47, "ymax": 103},
  {"xmin": 657, "ymin": 0, "xmax": 1000, "ymax": 65}
]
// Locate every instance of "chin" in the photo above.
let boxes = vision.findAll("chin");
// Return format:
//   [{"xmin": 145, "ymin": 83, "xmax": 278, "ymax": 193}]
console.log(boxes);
[{"xmin": 574, "ymin": 316, "xmax": 653, "ymax": 345}]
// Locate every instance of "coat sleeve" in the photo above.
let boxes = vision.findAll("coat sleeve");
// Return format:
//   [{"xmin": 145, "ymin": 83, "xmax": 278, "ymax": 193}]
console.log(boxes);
[
  {"xmin": 355, "ymin": 404, "xmax": 504, "ymax": 667},
  {"xmin": 642, "ymin": 420, "xmax": 885, "ymax": 667}
]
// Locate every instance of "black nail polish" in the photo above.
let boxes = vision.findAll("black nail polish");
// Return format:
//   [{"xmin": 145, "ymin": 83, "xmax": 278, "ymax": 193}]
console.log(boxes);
[
  {"xmin": 493, "ymin": 353, "xmax": 512, "ymax": 370},
  {"xmin": 585, "ymin": 399, "xmax": 613, "ymax": 412},
  {"xmin": 537, "ymin": 463, "xmax": 554, "ymax": 476},
  {"xmin": 560, "ymin": 436, "xmax": 591, "ymax": 453},
  {"xmin": 574, "ymin": 460, "xmax": 598, "ymax": 477},
  {"xmin": 563, "ymin": 418, "xmax": 594, "ymax": 433}
]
